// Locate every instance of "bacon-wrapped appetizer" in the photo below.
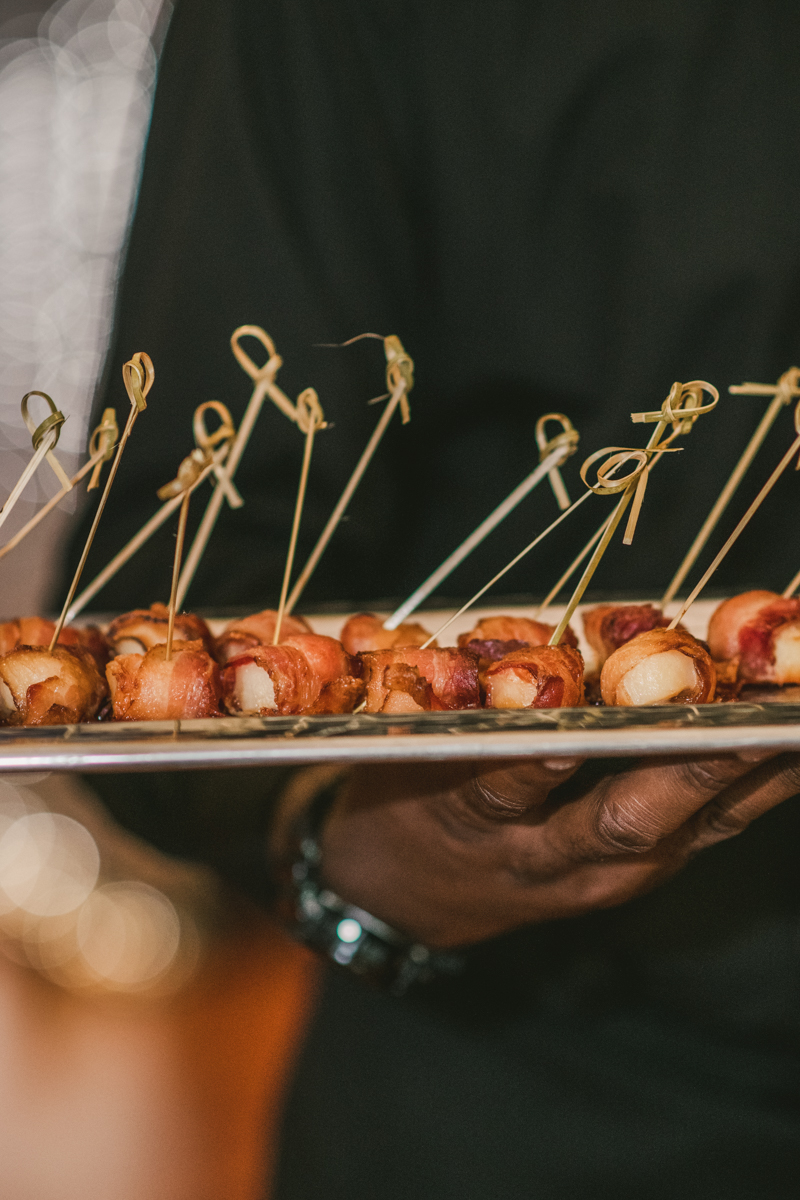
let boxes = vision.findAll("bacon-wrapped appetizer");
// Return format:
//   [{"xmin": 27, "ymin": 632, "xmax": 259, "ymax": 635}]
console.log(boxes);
[
  {"xmin": 222, "ymin": 633, "xmax": 363, "ymax": 716},
  {"xmin": 361, "ymin": 647, "xmax": 480, "ymax": 713},
  {"xmin": 458, "ymin": 614, "xmax": 578, "ymax": 669},
  {"xmin": 707, "ymin": 590, "xmax": 800, "ymax": 684},
  {"xmin": 582, "ymin": 603, "xmax": 672, "ymax": 668},
  {"xmin": 340, "ymin": 612, "xmax": 434, "ymax": 656},
  {"xmin": 600, "ymin": 627, "xmax": 716, "ymax": 706},
  {"xmin": 107, "ymin": 640, "xmax": 222, "ymax": 721},
  {"xmin": 0, "ymin": 645, "xmax": 106, "ymax": 726},
  {"xmin": 0, "ymin": 617, "xmax": 109, "ymax": 671},
  {"xmin": 107, "ymin": 603, "xmax": 215, "ymax": 658},
  {"xmin": 215, "ymin": 609, "xmax": 313, "ymax": 663},
  {"xmin": 483, "ymin": 644, "xmax": 585, "ymax": 709}
]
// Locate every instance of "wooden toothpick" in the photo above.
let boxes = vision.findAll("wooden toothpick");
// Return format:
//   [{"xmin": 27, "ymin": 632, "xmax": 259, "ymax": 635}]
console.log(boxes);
[
  {"xmin": 155, "ymin": 433, "xmax": 226, "ymax": 662},
  {"xmin": 662, "ymin": 367, "xmax": 800, "ymax": 605},
  {"xmin": 670, "ymin": 400, "xmax": 800, "ymax": 629},
  {"xmin": 0, "ymin": 408, "xmax": 117, "ymax": 564},
  {"xmin": 175, "ymin": 326, "xmax": 298, "ymax": 610},
  {"xmin": 548, "ymin": 381, "xmax": 718, "ymax": 646},
  {"xmin": 385, "ymin": 413, "xmax": 579, "ymax": 630},
  {"xmin": 283, "ymin": 335, "xmax": 414, "ymax": 617},
  {"xmin": 49, "ymin": 352, "xmax": 153, "ymax": 650},
  {"xmin": 535, "ymin": 382, "xmax": 717, "ymax": 614},
  {"xmin": 65, "ymin": 401, "xmax": 238, "ymax": 622},
  {"xmin": 273, "ymin": 389, "xmax": 327, "ymax": 645},
  {"xmin": 0, "ymin": 392, "xmax": 73, "ymax": 538}
]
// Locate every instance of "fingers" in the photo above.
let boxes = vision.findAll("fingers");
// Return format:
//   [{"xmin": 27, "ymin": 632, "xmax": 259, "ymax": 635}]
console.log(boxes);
[
  {"xmin": 465, "ymin": 757, "xmax": 584, "ymax": 822},
  {"xmin": 545, "ymin": 750, "xmax": 780, "ymax": 862},
  {"xmin": 684, "ymin": 751, "xmax": 800, "ymax": 852}
]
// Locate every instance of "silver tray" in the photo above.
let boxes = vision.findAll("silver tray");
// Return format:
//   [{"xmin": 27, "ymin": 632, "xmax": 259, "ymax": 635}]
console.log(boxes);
[{"xmin": 0, "ymin": 602, "xmax": 797, "ymax": 773}]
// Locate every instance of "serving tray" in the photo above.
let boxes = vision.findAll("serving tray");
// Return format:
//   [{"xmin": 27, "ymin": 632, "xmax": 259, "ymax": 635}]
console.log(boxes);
[{"xmin": 0, "ymin": 601, "xmax": 797, "ymax": 773}]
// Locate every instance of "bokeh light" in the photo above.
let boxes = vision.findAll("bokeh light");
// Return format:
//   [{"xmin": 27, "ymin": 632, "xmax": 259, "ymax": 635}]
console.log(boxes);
[{"xmin": 0, "ymin": 0, "xmax": 167, "ymax": 513}]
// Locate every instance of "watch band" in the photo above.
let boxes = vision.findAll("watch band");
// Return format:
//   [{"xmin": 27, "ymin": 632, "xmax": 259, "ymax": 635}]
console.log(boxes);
[{"xmin": 279, "ymin": 778, "xmax": 464, "ymax": 996}]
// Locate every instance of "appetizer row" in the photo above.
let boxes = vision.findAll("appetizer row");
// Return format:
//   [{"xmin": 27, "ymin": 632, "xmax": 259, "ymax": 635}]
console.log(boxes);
[{"xmin": 0, "ymin": 589, "xmax": 794, "ymax": 726}]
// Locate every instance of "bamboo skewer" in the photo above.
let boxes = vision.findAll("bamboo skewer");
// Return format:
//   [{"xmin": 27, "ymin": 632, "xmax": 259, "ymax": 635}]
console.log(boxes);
[
  {"xmin": 273, "ymin": 390, "xmax": 327, "ymax": 646},
  {"xmin": 284, "ymin": 336, "xmax": 414, "ymax": 617},
  {"xmin": 0, "ymin": 392, "xmax": 73, "ymax": 537},
  {"xmin": 49, "ymin": 353, "xmax": 153, "ymax": 650},
  {"xmin": 384, "ymin": 413, "xmax": 579, "ymax": 631},
  {"xmin": 65, "ymin": 401, "xmax": 238, "ymax": 622},
  {"xmin": 532, "ymin": 385, "xmax": 713, "ymax": 615},
  {"xmin": 175, "ymin": 325, "xmax": 298, "ymax": 610},
  {"xmin": 669, "ymin": 402, "xmax": 800, "ymax": 630},
  {"xmin": 783, "ymin": 565, "xmax": 800, "ymax": 598},
  {"xmin": 548, "ymin": 381, "xmax": 718, "ymax": 646},
  {"xmin": 662, "ymin": 367, "xmax": 800, "ymax": 605},
  {"xmin": 164, "ymin": 493, "xmax": 190, "ymax": 662},
  {"xmin": 0, "ymin": 409, "xmax": 118, "ymax": 565}
]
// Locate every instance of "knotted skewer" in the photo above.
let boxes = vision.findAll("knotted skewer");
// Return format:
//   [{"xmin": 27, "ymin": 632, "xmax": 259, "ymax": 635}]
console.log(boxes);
[
  {"xmin": 670, "ymin": 399, "xmax": 800, "ymax": 630},
  {"xmin": 385, "ymin": 412, "xmax": 580, "ymax": 630},
  {"xmin": 548, "ymin": 381, "xmax": 718, "ymax": 645},
  {"xmin": 49, "ymin": 352, "xmax": 153, "ymax": 650},
  {"xmin": 662, "ymin": 367, "xmax": 800, "ymax": 605},
  {"xmin": 273, "ymin": 389, "xmax": 327, "ymax": 645},
  {"xmin": 0, "ymin": 407, "xmax": 117, "ymax": 564},
  {"xmin": 175, "ymin": 326, "xmax": 299, "ymax": 609},
  {"xmin": 0, "ymin": 392, "xmax": 73, "ymax": 537},
  {"xmin": 283, "ymin": 334, "xmax": 414, "ymax": 617},
  {"xmin": 533, "ymin": 381, "xmax": 717, "ymax": 616},
  {"xmin": 65, "ymin": 401, "xmax": 239, "ymax": 622}
]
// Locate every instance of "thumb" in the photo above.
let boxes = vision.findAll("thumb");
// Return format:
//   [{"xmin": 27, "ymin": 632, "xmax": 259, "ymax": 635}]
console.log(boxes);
[{"xmin": 464, "ymin": 757, "xmax": 585, "ymax": 822}]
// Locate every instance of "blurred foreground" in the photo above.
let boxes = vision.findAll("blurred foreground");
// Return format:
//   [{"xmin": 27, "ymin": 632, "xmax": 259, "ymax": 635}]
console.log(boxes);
[{"xmin": 0, "ymin": 773, "xmax": 319, "ymax": 1200}]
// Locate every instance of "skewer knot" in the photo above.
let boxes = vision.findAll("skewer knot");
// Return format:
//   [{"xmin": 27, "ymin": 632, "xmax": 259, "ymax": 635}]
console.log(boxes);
[
  {"xmin": 87, "ymin": 407, "xmax": 119, "ymax": 490},
  {"xmin": 157, "ymin": 448, "xmax": 210, "ymax": 501},
  {"xmin": 631, "ymin": 380, "xmax": 718, "ymax": 440},
  {"xmin": 296, "ymin": 388, "xmax": 327, "ymax": 434},
  {"xmin": 535, "ymin": 412, "xmax": 579, "ymax": 461},
  {"xmin": 122, "ymin": 352, "xmax": 154, "ymax": 413},
  {"xmin": 193, "ymin": 400, "xmax": 243, "ymax": 508},
  {"xmin": 384, "ymin": 336, "xmax": 414, "ymax": 424},
  {"xmin": 21, "ymin": 391, "xmax": 65, "ymax": 450}
]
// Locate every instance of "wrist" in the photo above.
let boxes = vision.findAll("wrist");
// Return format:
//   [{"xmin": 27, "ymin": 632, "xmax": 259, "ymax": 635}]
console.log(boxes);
[{"xmin": 274, "ymin": 771, "xmax": 464, "ymax": 994}]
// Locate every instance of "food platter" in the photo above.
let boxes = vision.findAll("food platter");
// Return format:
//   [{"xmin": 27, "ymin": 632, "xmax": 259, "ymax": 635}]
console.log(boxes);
[{"xmin": 0, "ymin": 600, "xmax": 799, "ymax": 773}]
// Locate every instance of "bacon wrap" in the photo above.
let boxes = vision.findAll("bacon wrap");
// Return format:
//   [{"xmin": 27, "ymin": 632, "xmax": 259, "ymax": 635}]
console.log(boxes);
[
  {"xmin": 583, "ymin": 604, "xmax": 671, "ymax": 667},
  {"xmin": 339, "ymin": 612, "xmax": 434, "ymax": 656},
  {"xmin": 458, "ymin": 614, "xmax": 578, "ymax": 651},
  {"xmin": 215, "ymin": 609, "xmax": 313, "ymax": 663},
  {"xmin": 107, "ymin": 603, "xmax": 214, "ymax": 657},
  {"xmin": 600, "ymin": 628, "xmax": 716, "ymax": 706},
  {"xmin": 107, "ymin": 640, "xmax": 223, "ymax": 721},
  {"xmin": 0, "ymin": 617, "xmax": 109, "ymax": 670},
  {"xmin": 483, "ymin": 644, "xmax": 585, "ymax": 709},
  {"xmin": 0, "ymin": 645, "xmax": 106, "ymax": 726},
  {"xmin": 361, "ymin": 647, "xmax": 480, "ymax": 713},
  {"xmin": 706, "ymin": 591, "xmax": 800, "ymax": 682},
  {"xmin": 221, "ymin": 633, "xmax": 363, "ymax": 715}
]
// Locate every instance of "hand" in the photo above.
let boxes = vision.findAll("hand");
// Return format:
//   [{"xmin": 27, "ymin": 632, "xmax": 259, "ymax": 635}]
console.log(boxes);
[{"xmin": 306, "ymin": 751, "xmax": 800, "ymax": 947}]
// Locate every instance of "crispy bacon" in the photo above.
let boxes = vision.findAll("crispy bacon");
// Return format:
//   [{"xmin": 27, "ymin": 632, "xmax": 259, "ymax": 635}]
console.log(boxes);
[
  {"xmin": 458, "ymin": 614, "xmax": 578, "ymax": 651},
  {"xmin": 0, "ymin": 645, "xmax": 106, "ymax": 726},
  {"xmin": 361, "ymin": 647, "xmax": 480, "ymax": 713},
  {"xmin": 483, "ymin": 644, "xmax": 585, "ymax": 709},
  {"xmin": 340, "ymin": 612, "xmax": 434, "ymax": 656},
  {"xmin": 221, "ymin": 633, "xmax": 363, "ymax": 716},
  {"xmin": 215, "ymin": 609, "xmax": 313, "ymax": 663},
  {"xmin": 583, "ymin": 603, "xmax": 671, "ymax": 667},
  {"xmin": 600, "ymin": 627, "xmax": 716, "ymax": 706},
  {"xmin": 0, "ymin": 617, "xmax": 109, "ymax": 670},
  {"xmin": 706, "ymin": 591, "xmax": 800, "ymax": 683},
  {"xmin": 107, "ymin": 603, "xmax": 214, "ymax": 658},
  {"xmin": 107, "ymin": 640, "xmax": 222, "ymax": 721}
]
